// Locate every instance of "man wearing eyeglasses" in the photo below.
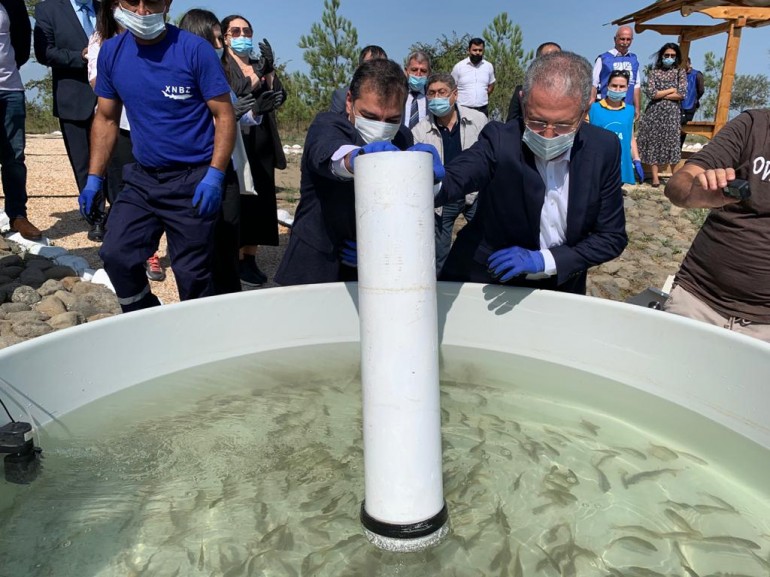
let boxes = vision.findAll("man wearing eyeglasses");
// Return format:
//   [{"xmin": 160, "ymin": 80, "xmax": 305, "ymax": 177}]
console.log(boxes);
[
  {"xmin": 437, "ymin": 52, "xmax": 627, "ymax": 295},
  {"xmin": 412, "ymin": 73, "xmax": 487, "ymax": 275},
  {"xmin": 591, "ymin": 26, "xmax": 641, "ymax": 120},
  {"xmin": 79, "ymin": 0, "xmax": 236, "ymax": 312}
]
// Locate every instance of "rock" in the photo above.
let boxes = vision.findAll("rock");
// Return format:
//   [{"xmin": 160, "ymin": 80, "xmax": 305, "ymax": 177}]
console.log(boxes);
[
  {"xmin": 24, "ymin": 256, "xmax": 53, "ymax": 271},
  {"xmin": 0, "ymin": 275, "xmax": 12, "ymax": 286},
  {"xmin": 54, "ymin": 289, "xmax": 78, "ymax": 311},
  {"xmin": 37, "ymin": 279, "xmax": 64, "ymax": 297},
  {"xmin": 600, "ymin": 261, "xmax": 622, "ymax": 275},
  {"xmin": 0, "ymin": 237, "xmax": 10, "ymax": 251},
  {"xmin": 0, "ymin": 319, "xmax": 13, "ymax": 337},
  {"xmin": 0, "ymin": 334, "xmax": 24, "ymax": 350},
  {"xmin": 0, "ymin": 265, "xmax": 23, "ymax": 279},
  {"xmin": 19, "ymin": 267, "xmax": 47, "ymax": 288},
  {"xmin": 87, "ymin": 312, "xmax": 115, "ymax": 323},
  {"xmin": 0, "ymin": 254, "xmax": 22, "ymax": 267},
  {"xmin": 68, "ymin": 291, "xmax": 120, "ymax": 318},
  {"xmin": 60, "ymin": 276, "xmax": 81, "ymax": 291},
  {"xmin": 0, "ymin": 302, "xmax": 29, "ymax": 314},
  {"xmin": 0, "ymin": 282, "xmax": 22, "ymax": 303},
  {"xmin": 11, "ymin": 285, "xmax": 42, "ymax": 306},
  {"xmin": 45, "ymin": 266, "xmax": 78, "ymax": 281},
  {"xmin": 35, "ymin": 295, "xmax": 67, "ymax": 318},
  {"xmin": 7, "ymin": 311, "xmax": 47, "ymax": 325},
  {"xmin": 71, "ymin": 281, "xmax": 102, "ymax": 296},
  {"xmin": 48, "ymin": 311, "xmax": 84, "ymax": 330},
  {"xmin": 11, "ymin": 320, "xmax": 54, "ymax": 339},
  {"xmin": 90, "ymin": 269, "xmax": 115, "ymax": 292}
]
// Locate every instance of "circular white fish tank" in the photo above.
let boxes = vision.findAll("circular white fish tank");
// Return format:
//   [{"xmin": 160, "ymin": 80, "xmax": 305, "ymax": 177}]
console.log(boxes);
[{"xmin": 1, "ymin": 283, "xmax": 769, "ymax": 576}]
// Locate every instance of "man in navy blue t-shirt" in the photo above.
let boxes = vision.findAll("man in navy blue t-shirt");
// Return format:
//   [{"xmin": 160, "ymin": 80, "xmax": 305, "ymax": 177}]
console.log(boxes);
[{"xmin": 79, "ymin": 0, "xmax": 235, "ymax": 313}]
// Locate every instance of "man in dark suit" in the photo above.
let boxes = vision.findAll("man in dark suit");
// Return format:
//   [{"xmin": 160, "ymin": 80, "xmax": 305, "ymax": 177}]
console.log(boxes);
[
  {"xmin": 276, "ymin": 58, "xmax": 414, "ymax": 286},
  {"xmin": 439, "ymin": 51, "xmax": 627, "ymax": 295},
  {"xmin": 34, "ymin": 0, "xmax": 105, "ymax": 241}
]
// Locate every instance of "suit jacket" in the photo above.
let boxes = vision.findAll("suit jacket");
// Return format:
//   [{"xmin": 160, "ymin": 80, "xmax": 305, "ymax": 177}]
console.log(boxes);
[
  {"xmin": 0, "ymin": 0, "xmax": 30, "ymax": 69},
  {"xmin": 439, "ymin": 120, "xmax": 627, "ymax": 294},
  {"xmin": 506, "ymin": 84, "xmax": 523, "ymax": 123},
  {"xmin": 33, "ymin": 0, "xmax": 99, "ymax": 121},
  {"xmin": 329, "ymin": 86, "xmax": 347, "ymax": 114},
  {"xmin": 276, "ymin": 112, "xmax": 413, "ymax": 284}
]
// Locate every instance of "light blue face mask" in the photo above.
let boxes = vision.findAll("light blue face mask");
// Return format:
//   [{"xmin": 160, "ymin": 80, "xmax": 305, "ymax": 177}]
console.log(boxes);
[
  {"xmin": 113, "ymin": 6, "xmax": 166, "ymax": 41},
  {"xmin": 215, "ymin": 47, "xmax": 224, "ymax": 59},
  {"xmin": 607, "ymin": 89, "xmax": 627, "ymax": 102},
  {"xmin": 408, "ymin": 75, "xmax": 427, "ymax": 93},
  {"xmin": 428, "ymin": 97, "xmax": 452, "ymax": 117},
  {"xmin": 522, "ymin": 126, "xmax": 576, "ymax": 161},
  {"xmin": 230, "ymin": 37, "xmax": 253, "ymax": 55},
  {"xmin": 662, "ymin": 57, "xmax": 676, "ymax": 67}
]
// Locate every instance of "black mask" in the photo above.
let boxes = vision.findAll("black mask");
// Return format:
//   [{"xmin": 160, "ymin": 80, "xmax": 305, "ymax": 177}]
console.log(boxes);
[{"xmin": 470, "ymin": 54, "xmax": 483, "ymax": 65}]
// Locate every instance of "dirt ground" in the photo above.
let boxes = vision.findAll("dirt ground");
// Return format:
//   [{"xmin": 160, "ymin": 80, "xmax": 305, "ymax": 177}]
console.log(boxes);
[{"xmin": 3, "ymin": 135, "xmax": 702, "ymax": 305}]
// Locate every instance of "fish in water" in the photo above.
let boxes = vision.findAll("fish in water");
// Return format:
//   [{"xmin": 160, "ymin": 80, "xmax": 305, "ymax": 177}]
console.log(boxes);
[
  {"xmin": 610, "ymin": 535, "xmax": 659, "ymax": 553},
  {"xmin": 621, "ymin": 468, "xmax": 679, "ymax": 488},
  {"xmin": 579, "ymin": 418, "xmax": 601, "ymax": 436},
  {"xmin": 700, "ymin": 535, "xmax": 761, "ymax": 550},
  {"xmin": 664, "ymin": 508, "xmax": 698, "ymax": 534},
  {"xmin": 594, "ymin": 464, "xmax": 611, "ymax": 493},
  {"xmin": 648, "ymin": 443, "xmax": 679, "ymax": 461}
]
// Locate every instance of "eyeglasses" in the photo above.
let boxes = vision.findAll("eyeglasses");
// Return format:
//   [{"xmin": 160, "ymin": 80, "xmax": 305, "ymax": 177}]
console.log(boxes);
[
  {"xmin": 226, "ymin": 27, "xmax": 253, "ymax": 38},
  {"xmin": 427, "ymin": 88, "xmax": 453, "ymax": 98},
  {"xmin": 524, "ymin": 116, "xmax": 581, "ymax": 136}
]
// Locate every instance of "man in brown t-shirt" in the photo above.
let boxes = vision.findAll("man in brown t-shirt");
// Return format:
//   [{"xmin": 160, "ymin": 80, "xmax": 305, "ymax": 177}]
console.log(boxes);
[{"xmin": 663, "ymin": 109, "xmax": 770, "ymax": 343}]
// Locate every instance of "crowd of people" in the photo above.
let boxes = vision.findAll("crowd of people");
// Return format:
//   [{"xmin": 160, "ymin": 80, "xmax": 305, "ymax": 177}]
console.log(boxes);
[{"xmin": 0, "ymin": 1, "xmax": 765, "ymax": 342}]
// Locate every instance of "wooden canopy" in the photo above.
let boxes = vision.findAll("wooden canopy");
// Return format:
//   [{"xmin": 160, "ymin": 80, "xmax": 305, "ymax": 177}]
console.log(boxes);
[{"xmin": 612, "ymin": 0, "xmax": 770, "ymax": 139}]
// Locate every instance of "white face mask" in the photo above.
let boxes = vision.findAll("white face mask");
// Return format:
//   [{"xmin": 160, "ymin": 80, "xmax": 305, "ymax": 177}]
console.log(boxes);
[
  {"xmin": 113, "ymin": 5, "xmax": 167, "ymax": 41},
  {"xmin": 522, "ymin": 126, "xmax": 576, "ymax": 161},
  {"xmin": 354, "ymin": 115, "xmax": 400, "ymax": 144}
]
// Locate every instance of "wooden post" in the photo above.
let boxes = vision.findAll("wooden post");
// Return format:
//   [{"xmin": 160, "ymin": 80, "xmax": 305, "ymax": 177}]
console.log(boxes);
[
  {"xmin": 678, "ymin": 37, "xmax": 691, "ymax": 64},
  {"xmin": 715, "ymin": 20, "xmax": 743, "ymax": 133}
]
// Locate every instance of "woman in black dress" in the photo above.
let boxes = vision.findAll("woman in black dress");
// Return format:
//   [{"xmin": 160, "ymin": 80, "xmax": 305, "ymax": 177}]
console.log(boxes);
[{"xmin": 221, "ymin": 14, "xmax": 287, "ymax": 286}]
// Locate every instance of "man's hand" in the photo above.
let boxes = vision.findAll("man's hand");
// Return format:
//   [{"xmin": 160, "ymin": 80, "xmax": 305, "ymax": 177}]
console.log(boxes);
[
  {"xmin": 340, "ymin": 239, "xmax": 357, "ymax": 268},
  {"xmin": 665, "ymin": 164, "xmax": 742, "ymax": 208},
  {"xmin": 192, "ymin": 167, "xmax": 225, "ymax": 217},
  {"xmin": 407, "ymin": 143, "xmax": 445, "ymax": 182},
  {"xmin": 487, "ymin": 246, "xmax": 545, "ymax": 282},
  {"xmin": 348, "ymin": 141, "xmax": 399, "ymax": 172},
  {"xmin": 79, "ymin": 175, "xmax": 103, "ymax": 221},
  {"xmin": 81, "ymin": 47, "xmax": 88, "ymax": 62}
]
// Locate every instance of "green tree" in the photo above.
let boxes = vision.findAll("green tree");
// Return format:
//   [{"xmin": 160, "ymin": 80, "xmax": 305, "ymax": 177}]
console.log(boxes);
[
  {"xmin": 297, "ymin": 0, "xmax": 358, "ymax": 110},
  {"xmin": 700, "ymin": 51, "xmax": 770, "ymax": 119},
  {"xmin": 25, "ymin": 0, "xmax": 41, "ymax": 17},
  {"xmin": 275, "ymin": 68, "xmax": 315, "ymax": 143},
  {"xmin": 409, "ymin": 32, "xmax": 470, "ymax": 76},
  {"xmin": 482, "ymin": 13, "xmax": 532, "ymax": 120}
]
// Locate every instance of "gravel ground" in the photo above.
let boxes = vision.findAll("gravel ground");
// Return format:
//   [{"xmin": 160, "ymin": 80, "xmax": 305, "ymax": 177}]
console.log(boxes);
[
  {"xmin": 3, "ymin": 134, "xmax": 702, "ymax": 308},
  {"xmin": 3, "ymin": 135, "xmax": 299, "ymax": 305}
]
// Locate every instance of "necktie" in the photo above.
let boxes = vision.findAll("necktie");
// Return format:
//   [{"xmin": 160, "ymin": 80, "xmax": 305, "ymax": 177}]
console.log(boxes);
[
  {"xmin": 78, "ymin": 4, "xmax": 94, "ymax": 37},
  {"xmin": 408, "ymin": 92, "xmax": 420, "ymax": 128}
]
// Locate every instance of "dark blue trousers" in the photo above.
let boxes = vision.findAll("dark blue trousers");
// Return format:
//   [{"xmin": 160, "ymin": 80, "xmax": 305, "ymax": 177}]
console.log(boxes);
[
  {"xmin": 435, "ymin": 198, "xmax": 477, "ymax": 276},
  {"xmin": 0, "ymin": 91, "xmax": 28, "ymax": 219},
  {"xmin": 100, "ymin": 163, "xmax": 217, "ymax": 313}
]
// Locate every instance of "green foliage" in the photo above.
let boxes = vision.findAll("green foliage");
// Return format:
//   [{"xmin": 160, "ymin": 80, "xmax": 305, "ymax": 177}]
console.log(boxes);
[
  {"xmin": 24, "ymin": 0, "xmax": 41, "ymax": 17},
  {"xmin": 297, "ymin": 0, "xmax": 358, "ymax": 110},
  {"xmin": 26, "ymin": 73, "xmax": 58, "ymax": 133},
  {"xmin": 409, "ymin": 32, "xmax": 470, "ymax": 75},
  {"xmin": 699, "ymin": 51, "xmax": 770, "ymax": 119},
  {"xmin": 482, "ymin": 13, "xmax": 532, "ymax": 120},
  {"xmin": 276, "ymin": 68, "xmax": 314, "ymax": 143}
]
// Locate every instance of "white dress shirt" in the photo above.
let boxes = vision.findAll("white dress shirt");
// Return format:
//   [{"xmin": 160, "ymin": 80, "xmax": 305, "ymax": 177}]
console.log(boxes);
[
  {"xmin": 530, "ymin": 149, "xmax": 571, "ymax": 278},
  {"xmin": 451, "ymin": 57, "xmax": 496, "ymax": 108}
]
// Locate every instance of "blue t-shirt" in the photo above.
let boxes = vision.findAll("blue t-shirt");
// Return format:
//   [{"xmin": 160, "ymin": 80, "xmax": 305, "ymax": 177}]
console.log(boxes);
[
  {"xmin": 588, "ymin": 101, "xmax": 636, "ymax": 185},
  {"xmin": 95, "ymin": 26, "xmax": 230, "ymax": 168}
]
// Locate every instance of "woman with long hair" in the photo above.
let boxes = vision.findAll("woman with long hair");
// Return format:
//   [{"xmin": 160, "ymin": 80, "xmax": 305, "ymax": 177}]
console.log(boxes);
[
  {"xmin": 221, "ymin": 14, "xmax": 287, "ymax": 287},
  {"xmin": 636, "ymin": 43, "xmax": 687, "ymax": 187}
]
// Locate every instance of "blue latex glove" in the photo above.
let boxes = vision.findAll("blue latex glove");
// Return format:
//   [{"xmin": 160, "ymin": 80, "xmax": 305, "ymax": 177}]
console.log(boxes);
[
  {"xmin": 192, "ymin": 167, "xmax": 225, "ymax": 217},
  {"xmin": 349, "ymin": 141, "xmax": 399, "ymax": 172},
  {"xmin": 79, "ymin": 175, "xmax": 104, "ymax": 220},
  {"xmin": 340, "ymin": 239, "xmax": 357, "ymax": 268},
  {"xmin": 634, "ymin": 160, "xmax": 644, "ymax": 183},
  {"xmin": 487, "ymin": 246, "xmax": 545, "ymax": 282},
  {"xmin": 407, "ymin": 143, "xmax": 445, "ymax": 182}
]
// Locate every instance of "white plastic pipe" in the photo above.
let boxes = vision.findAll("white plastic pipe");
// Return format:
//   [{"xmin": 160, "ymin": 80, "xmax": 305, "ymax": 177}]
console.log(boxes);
[{"xmin": 354, "ymin": 151, "xmax": 448, "ymax": 551}]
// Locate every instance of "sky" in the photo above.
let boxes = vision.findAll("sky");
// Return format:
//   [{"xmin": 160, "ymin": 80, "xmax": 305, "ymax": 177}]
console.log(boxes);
[{"xmin": 22, "ymin": 0, "xmax": 770, "ymax": 85}]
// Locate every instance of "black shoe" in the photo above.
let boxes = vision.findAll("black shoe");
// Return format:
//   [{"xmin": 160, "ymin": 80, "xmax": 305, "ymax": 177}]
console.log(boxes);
[
  {"xmin": 239, "ymin": 257, "xmax": 267, "ymax": 286},
  {"xmin": 87, "ymin": 219, "xmax": 106, "ymax": 242}
]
